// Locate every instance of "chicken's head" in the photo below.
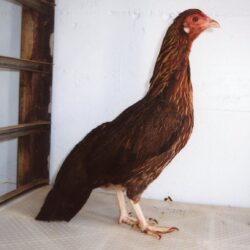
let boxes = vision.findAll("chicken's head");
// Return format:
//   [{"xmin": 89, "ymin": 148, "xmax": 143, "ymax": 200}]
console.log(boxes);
[{"xmin": 176, "ymin": 9, "xmax": 220, "ymax": 40}]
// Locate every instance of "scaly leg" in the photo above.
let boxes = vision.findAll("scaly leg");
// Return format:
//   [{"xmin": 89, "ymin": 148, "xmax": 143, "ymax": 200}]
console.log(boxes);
[
  {"xmin": 116, "ymin": 189, "xmax": 138, "ymax": 226},
  {"xmin": 130, "ymin": 200, "xmax": 178, "ymax": 239}
]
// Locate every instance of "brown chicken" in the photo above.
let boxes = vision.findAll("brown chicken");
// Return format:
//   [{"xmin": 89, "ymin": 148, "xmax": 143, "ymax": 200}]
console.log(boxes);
[{"xmin": 36, "ymin": 9, "xmax": 219, "ymax": 239}]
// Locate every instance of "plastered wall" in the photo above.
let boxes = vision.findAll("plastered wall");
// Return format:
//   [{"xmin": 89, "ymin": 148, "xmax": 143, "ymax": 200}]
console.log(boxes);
[
  {"xmin": 0, "ymin": 0, "xmax": 21, "ymax": 195},
  {"xmin": 51, "ymin": 0, "xmax": 250, "ymax": 207}
]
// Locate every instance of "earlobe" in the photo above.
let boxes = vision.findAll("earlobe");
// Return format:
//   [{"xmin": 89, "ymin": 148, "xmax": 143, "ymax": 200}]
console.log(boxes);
[
  {"xmin": 183, "ymin": 22, "xmax": 190, "ymax": 33},
  {"xmin": 183, "ymin": 26, "xmax": 190, "ymax": 33}
]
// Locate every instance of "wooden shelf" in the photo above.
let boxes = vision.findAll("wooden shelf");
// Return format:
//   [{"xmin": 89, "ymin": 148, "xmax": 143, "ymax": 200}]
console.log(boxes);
[
  {"xmin": 0, "ymin": 179, "xmax": 48, "ymax": 204},
  {"xmin": 0, "ymin": 122, "xmax": 50, "ymax": 141},
  {"xmin": 0, "ymin": 0, "xmax": 54, "ymax": 200},
  {"xmin": 15, "ymin": 0, "xmax": 54, "ymax": 15},
  {"xmin": 0, "ymin": 56, "xmax": 52, "ymax": 73}
]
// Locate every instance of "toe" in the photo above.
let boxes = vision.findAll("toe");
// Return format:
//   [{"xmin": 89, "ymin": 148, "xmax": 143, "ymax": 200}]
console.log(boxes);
[
  {"xmin": 119, "ymin": 215, "xmax": 138, "ymax": 226},
  {"xmin": 147, "ymin": 225, "xmax": 179, "ymax": 234},
  {"xmin": 143, "ymin": 229, "xmax": 162, "ymax": 240}
]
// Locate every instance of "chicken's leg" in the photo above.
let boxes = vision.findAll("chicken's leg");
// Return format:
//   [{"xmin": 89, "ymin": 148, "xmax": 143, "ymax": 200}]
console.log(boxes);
[
  {"xmin": 116, "ymin": 189, "xmax": 138, "ymax": 226},
  {"xmin": 129, "ymin": 200, "xmax": 178, "ymax": 239}
]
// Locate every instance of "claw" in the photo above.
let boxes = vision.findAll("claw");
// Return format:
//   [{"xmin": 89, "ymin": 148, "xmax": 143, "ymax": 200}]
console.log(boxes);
[{"xmin": 148, "ymin": 217, "xmax": 159, "ymax": 225}]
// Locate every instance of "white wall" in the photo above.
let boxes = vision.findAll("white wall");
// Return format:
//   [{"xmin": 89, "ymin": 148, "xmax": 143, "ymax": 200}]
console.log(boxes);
[
  {"xmin": 0, "ymin": 0, "xmax": 21, "ymax": 195},
  {"xmin": 51, "ymin": 0, "xmax": 250, "ymax": 208}
]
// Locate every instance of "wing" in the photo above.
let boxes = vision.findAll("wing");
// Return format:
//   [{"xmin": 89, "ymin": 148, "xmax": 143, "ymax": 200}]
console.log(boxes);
[{"xmin": 84, "ymin": 96, "xmax": 183, "ymax": 184}]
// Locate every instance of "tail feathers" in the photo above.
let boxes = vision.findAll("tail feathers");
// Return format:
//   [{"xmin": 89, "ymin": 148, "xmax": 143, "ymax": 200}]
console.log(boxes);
[{"xmin": 36, "ymin": 186, "xmax": 92, "ymax": 222}]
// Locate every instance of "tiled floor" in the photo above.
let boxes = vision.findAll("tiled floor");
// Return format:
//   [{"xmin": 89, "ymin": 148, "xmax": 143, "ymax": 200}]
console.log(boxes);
[{"xmin": 0, "ymin": 186, "xmax": 250, "ymax": 250}]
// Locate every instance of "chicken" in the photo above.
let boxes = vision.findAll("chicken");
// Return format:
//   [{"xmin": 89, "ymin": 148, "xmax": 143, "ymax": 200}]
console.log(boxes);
[{"xmin": 36, "ymin": 9, "xmax": 219, "ymax": 239}]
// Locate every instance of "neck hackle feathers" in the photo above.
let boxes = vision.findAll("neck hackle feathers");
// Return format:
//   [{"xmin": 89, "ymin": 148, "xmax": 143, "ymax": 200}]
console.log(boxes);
[{"xmin": 148, "ymin": 9, "xmax": 219, "ymax": 96}]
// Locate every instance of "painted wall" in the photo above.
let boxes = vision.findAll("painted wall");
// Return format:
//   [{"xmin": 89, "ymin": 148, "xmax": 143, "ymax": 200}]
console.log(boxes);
[
  {"xmin": 0, "ymin": 0, "xmax": 21, "ymax": 195},
  {"xmin": 51, "ymin": 0, "xmax": 250, "ymax": 208}
]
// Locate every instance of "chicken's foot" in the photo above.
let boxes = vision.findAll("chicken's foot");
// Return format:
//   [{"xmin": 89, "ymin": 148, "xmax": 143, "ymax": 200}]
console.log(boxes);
[{"xmin": 129, "ymin": 200, "xmax": 179, "ymax": 239}]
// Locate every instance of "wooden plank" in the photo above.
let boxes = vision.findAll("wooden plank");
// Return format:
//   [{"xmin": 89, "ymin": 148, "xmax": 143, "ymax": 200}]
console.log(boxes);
[
  {"xmin": 0, "ymin": 56, "xmax": 51, "ymax": 73},
  {"xmin": 0, "ymin": 122, "xmax": 50, "ymax": 141},
  {"xmin": 0, "ymin": 179, "xmax": 48, "ymax": 204},
  {"xmin": 18, "ymin": 6, "xmax": 54, "ymax": 186},
  {"xmin": 18, "ymin": 133, "xmax": 50, "ymax": 187},
  {"xmin": 15, "ymin": 0, "xmax": 54, "ymax": 15}
]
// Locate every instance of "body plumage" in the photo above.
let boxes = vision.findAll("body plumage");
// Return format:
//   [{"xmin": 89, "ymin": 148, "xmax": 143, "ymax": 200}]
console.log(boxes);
[{"xmin": 36, "ymin": 9, "xmax": 219, "ymax": 239}]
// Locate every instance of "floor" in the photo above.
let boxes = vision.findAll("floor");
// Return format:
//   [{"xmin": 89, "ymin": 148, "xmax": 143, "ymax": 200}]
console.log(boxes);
[{"xmin": 0, "ymin": 186, "xmax": 250, "ymax": 250}]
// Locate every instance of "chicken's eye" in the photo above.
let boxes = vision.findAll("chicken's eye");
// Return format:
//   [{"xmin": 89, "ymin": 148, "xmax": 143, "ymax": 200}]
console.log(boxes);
[{"xmin": 192, "ymin": 16, "xmax": 199, "ymax": 22}]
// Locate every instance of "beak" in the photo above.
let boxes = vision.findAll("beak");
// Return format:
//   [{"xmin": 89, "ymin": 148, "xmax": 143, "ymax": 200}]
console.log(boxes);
[{"xmin": 207, "ymin": 18, "xmax": 220, "ymax": 28}]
